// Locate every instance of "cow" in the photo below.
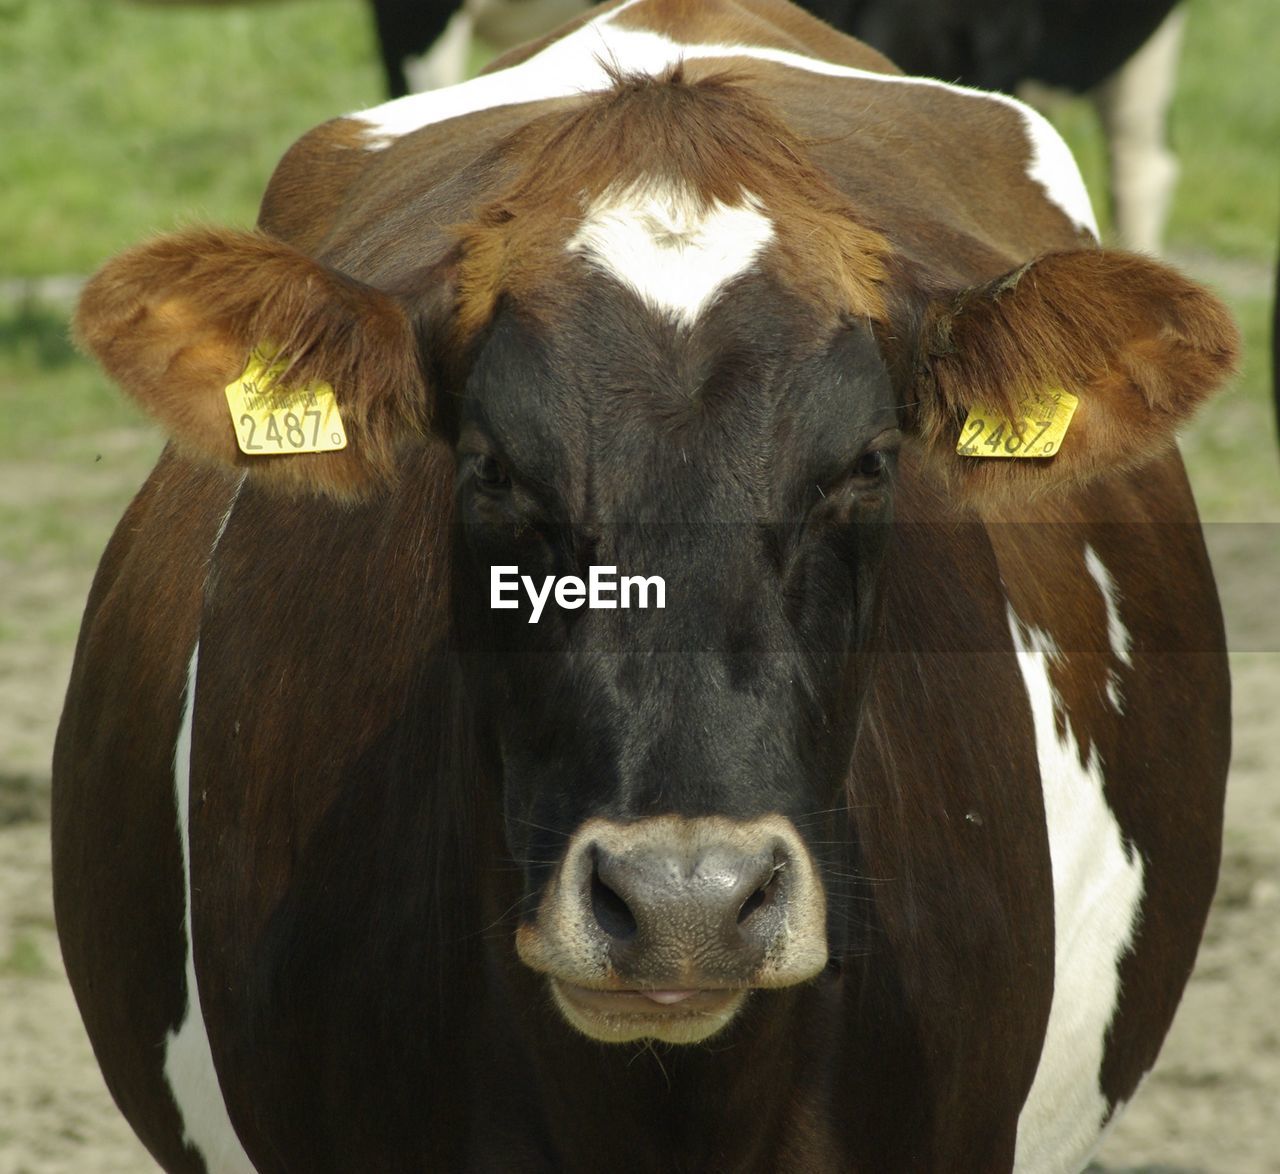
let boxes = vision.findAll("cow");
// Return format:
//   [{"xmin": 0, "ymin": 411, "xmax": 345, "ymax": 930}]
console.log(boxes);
[
  {"xmin": 380, "ymin": 0, "xmax": 1186, "ymax": 253},
  {"xmin": 55, "ymin": 1, "xmax": 1238, "ymax": 1170},
  {"xmin": 132, "ymin": 0, "xmax": 1185, "ymax": 250}
]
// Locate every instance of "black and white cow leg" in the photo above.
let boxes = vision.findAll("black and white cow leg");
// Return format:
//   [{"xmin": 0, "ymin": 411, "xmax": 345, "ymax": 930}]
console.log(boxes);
[
  {"xmin": 1090, "ymin": 5, "xmax": 1187, "ymax": 255},
  {"xmin": 401, "ymin": 0, "xmax": 591, "ymax": 94}
]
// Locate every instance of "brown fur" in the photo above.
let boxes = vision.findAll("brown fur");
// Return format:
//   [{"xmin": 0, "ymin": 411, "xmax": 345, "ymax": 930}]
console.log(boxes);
[
  {"xmin": 74, "ymin": 227, "xmax": 430, "ymax": 498},
  {"xmin": 256, "ymin": 116, "xmax": 379, "ymax": 254},
  {"xmin": 911, "ymin": 248, "xmax": 1240, "ymax": 503},
  {"xmin": 453, "ymin": 66, "xmax": 891, "ymax": 343}
]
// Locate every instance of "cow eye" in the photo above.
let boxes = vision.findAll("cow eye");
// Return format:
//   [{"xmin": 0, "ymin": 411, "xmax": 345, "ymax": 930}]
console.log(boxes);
[
  {"xmin": 473, "ymin": 455, "xmax": 510, "ymax": 491},
  {"xmin": 854, "ymin": 449, "xmax": 887, "ymax": 479}
]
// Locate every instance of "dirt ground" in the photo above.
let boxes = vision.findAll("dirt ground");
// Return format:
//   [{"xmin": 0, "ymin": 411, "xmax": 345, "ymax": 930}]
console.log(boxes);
[{"xmin": 1, "ymin": 426, "xmax": 1276, "ymax": 1174}]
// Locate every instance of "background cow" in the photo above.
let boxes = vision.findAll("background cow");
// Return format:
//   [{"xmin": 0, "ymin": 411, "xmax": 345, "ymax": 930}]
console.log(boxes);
[
  {"xmin": 58, "ymin": 1, "xmax": 1236, "ymax": 1170},
  {"xmin": 809, "ymin": 0, "xmax": 1187, "ymax": 253}
]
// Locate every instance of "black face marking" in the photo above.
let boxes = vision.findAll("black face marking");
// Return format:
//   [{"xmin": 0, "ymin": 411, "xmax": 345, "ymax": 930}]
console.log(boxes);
[{"xmin": 450, "ymin": 274, "xmax": 900, "ymax": 925}]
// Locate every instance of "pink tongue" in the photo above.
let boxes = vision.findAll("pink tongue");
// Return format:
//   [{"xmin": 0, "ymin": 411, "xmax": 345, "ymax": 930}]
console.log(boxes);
[{"xmin": 643, "ymin": 990, "xmax": 698, "ymax": 1005}]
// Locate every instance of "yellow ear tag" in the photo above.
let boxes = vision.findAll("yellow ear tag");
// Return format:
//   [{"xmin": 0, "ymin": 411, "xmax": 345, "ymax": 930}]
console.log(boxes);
[
  {"xmin": 224, "ymin": 345, "xmax": 348, "ymax": 455},
  {"xmin": 956, "ymin": 388, "xmax": 1079, "ymax": 458}
]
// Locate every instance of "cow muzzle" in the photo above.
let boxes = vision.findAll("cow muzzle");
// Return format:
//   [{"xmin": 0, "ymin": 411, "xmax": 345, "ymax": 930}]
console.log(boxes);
[{"xmin": 516, "ymin": 815, "xmax": 828, "ymax": 1043}]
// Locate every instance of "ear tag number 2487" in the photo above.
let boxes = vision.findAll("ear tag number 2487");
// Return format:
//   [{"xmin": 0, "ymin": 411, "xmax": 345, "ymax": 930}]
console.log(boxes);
[
  {"xmin": 957, "ymin": 389, "xmax": 1078, "ymax": 458},
  {"xmin": 224, "ymin": 347, "xmax": 348, "ymax": 455}
]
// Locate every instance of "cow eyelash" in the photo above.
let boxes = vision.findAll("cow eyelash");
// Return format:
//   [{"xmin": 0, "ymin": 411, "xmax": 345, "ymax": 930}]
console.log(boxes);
[
  {"xmin": 472, "ymin": 454, "xmax": 511, "ymax": 492},
  {"xmin": 854, "ymin": 450, "xmax": 887, "ymax": 479},
  {"xmin": 849, "ymin": 431, "xmax": 902, "ymax": 483}
]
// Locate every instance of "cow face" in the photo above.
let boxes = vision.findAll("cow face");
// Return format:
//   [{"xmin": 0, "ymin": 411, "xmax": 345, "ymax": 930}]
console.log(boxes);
[{"xmin": 448, "ymin": 271, "xmax": 900, "ymax": 1040}]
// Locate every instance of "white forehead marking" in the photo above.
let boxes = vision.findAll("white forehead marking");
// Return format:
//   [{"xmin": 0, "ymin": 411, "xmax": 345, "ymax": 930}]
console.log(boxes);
[
  {"xmin": 1007, "ymin": 607, "xmax": 1144, "ymax": 1173},
  {"xmin": 567, "ymin": 183, "xmax": 774, "ymax": 325},
  {"xmin": 1083, "ymin": 544, "xmax": 1133, "ymax": 710},
  {"xmin": 352, "ymin": 0, "xmax": 1097, "ymax": 240}
]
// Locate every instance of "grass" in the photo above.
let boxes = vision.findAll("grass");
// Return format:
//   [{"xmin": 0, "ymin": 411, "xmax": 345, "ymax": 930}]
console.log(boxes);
[
  {"xmin": 1166, "ymin": 1, "xmax": 1280, "ymax": 258},
  {"xmin": 0, "ymin": 933, "xmax": 51, "ymax": 978},
  {"xmin": 1181, "ymin": 295, "xmax": 1279, "ymax": 522},
  {"xmin": 0, "ymin": 0, "xmax": 381, "ymax": 277},
  {"xmin": 1050, "ymin": 0, "xmax": 1280, "ymax": 259},
  {"xmin": 0, "ymin": 301, "xmax": 136, "ymax": 446}
]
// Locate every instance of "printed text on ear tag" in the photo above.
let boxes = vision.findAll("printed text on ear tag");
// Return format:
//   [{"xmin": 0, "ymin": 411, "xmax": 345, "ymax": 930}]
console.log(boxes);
[
  {"xmin": 224, "ymin": 346, "xmax": 348, "ymax": 455},
  {"xmin": 956, "ymin": 388, "xmax": 1079, "ymax": 458}
]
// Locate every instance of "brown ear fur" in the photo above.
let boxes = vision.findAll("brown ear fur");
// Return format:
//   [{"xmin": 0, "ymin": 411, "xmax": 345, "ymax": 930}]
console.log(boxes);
[
  {"xmin": 74, "ymin": 228, "xmax": 429, "ymax": 497},
  {"xmin": 911, "ymin": 249, "xmax": 1239, "ymax": 501}
]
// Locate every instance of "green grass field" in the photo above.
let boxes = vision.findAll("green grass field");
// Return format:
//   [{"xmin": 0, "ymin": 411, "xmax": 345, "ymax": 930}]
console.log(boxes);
[
  {"xmin": 1, "ymin": 0, "xmax": 1277, "ymax": 521},
  {"xmin": 0, "ymin": 0, "xmax": 381, "ymax": 276}
]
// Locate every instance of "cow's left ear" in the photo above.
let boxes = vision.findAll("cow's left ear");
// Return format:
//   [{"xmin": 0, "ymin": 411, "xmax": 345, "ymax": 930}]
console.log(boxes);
[
  {"xmin": 907, "ymin": 249, "xmax": 1239, "ymax": 498},
  {"xmin": 75, "ymin": 227, "xmax": 434, "ymax": 498}
]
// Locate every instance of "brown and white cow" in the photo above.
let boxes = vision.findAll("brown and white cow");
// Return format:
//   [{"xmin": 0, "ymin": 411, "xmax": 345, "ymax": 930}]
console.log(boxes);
[
  {"xmin": 382, "ymin": 0, "xmax": 1187, "ymax": 254},
  {"xmin": 55, "ymin": 2, "xmax": 1237, "ymax": 1170}
]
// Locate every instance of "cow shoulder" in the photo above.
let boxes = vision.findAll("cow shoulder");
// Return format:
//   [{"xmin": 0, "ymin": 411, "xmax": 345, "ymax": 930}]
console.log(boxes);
[{"xmin": 256, "ymin": 116, "xmax": 378, "ymax": 252}]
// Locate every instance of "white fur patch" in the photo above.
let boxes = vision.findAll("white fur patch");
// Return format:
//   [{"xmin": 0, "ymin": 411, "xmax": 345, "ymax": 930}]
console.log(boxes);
[
  {"xmin": 567, "ymin": 182, "xmax": 774, "ymax": 324},
  {"xmin": 1083, "ymin": 544, "xmax": 1133, "ymax": 710},
  {"xmin": 163, "ymin": 646, "xmax": 258, "ymax": 1174},
  {"xmin": 1016, "ymin": 101, "xmax": 1101, "ymax": 238},
  {"xmin": 1008, "ymin": 608, "xmax": 1144, "ymax": 1174},
  {"xmin": 352, "ymin": 1, "xmax": 1097, "ymax": 240},
  {"xmin": 352, "ymin": 0, "xmax": 650, "ymax": 143},
  {"xmin": 163, "ymin": 478, "xmax": 257, "ymax": 1173}
]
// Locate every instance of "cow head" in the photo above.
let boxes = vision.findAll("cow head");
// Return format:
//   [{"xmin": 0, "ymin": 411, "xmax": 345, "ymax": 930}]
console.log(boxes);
[{"xmin": 76, "ymin": 73, "xmax": 1236, "ymax": 1046}]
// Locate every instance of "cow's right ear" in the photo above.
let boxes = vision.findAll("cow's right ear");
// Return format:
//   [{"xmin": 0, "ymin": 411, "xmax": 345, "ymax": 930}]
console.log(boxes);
[
  {"xmin": 901, "ymin": 249, "xmax": 1239, "ymax": 503},
  {"xmin": 75, "ymin": 227, "xmax": 431, "ymax": 498}
]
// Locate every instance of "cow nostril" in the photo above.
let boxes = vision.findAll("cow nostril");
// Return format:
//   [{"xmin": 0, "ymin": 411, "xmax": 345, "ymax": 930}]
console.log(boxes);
[
  {"xmin": 737, "ymin": 863, "xmax": 783, "ymax": 926},
  {"xmin": 590, "ymin": 869, "xmax": 638, "ymax": 941}
]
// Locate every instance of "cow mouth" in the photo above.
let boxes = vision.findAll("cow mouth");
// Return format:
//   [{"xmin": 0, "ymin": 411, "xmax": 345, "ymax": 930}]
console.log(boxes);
[
  {"xmin": 517, "ymin": 815, "xmax": 829, "ymax": 1042},
  {"xmin": 549, "ymin": 979, "xmax": 749, "ymax": 1044}
]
